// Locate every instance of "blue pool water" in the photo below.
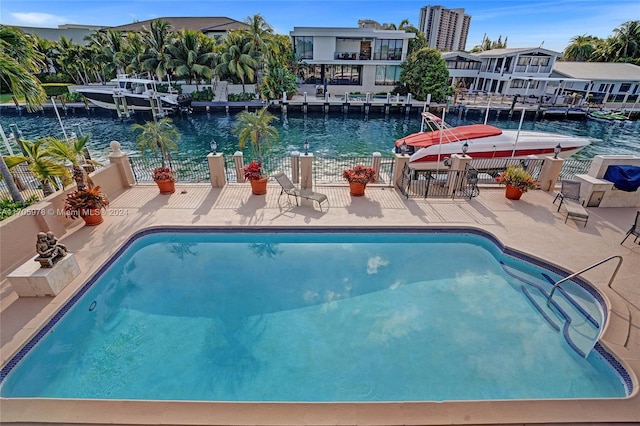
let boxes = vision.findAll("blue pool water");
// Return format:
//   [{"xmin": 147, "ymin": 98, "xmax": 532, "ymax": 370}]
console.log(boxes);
[{"xmin": 0, "ymin": 228, "xmax": 629, "ymax": 401}]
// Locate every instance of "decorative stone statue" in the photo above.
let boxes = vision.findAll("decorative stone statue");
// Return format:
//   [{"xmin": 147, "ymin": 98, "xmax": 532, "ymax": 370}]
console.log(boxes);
[{"xmin": 35, "ymin": 231, "xmax": 67, "ymax": 268}]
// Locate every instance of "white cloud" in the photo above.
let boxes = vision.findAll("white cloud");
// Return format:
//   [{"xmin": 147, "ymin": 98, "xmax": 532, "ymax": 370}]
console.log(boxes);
[
  {"xmin": 11, "ymin": 12, "xmax": 66, "ymax": 27},
  {"xmin": 367, "ymin": 256, "xmax": 389, "ymax": 274}
]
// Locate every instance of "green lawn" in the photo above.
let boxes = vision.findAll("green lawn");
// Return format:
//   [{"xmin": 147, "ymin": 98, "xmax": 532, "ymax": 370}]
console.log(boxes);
[{"xmin": 0, "ymin": 93, "xmax": 24, "ymax": 104}]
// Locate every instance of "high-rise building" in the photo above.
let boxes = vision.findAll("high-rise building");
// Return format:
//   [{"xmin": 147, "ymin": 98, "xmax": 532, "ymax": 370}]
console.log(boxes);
[{"xmin": 418, "ymin": 5, "xmax": 471, "ymax": 51}]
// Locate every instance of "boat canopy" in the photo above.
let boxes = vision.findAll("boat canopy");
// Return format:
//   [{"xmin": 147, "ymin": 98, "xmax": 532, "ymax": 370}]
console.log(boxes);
[{"xmin": 395, "ymin": 124, "xmax": 503, "ymax": 149}]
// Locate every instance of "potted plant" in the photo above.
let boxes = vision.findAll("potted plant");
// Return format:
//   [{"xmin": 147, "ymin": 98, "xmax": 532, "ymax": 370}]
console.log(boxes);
[
  {"xmin": 233, "ymin": 108, "xmax": 279, "ymax": 195},
  {"xmin": 132, "ymin": 117, "xmax": 179, "ymax": 194},
  {"xmin": 342, "ymin": 164, "xmax": 377, "ymax": 196},
  {"xmin": 496, "ymin": 165, "xmax": 538, "ymax": 200},
  {"xmin": 64, "ymin": 185, "xmax": 109, "ymax": 226}
]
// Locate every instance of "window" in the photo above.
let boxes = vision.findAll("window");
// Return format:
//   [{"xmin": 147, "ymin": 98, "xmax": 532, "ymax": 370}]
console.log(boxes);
[
  {"xmin": 328, "ymin": 65, "xmax": 362, "ymax": 85},
  {"xmin": 375, "ymin": 65, "xmax": 402, "ymax": 85},
  {"xmin": 373, "ymin": 39, "xmax": 403, "ymax": 60},
  {"xmin": 509, "ymin": 79, "xmax": 539, "ymax": 89},
  {"xmin": 294, "ymin": 36, "xmax": 313, "ymax": 60},
  {"xmin": 619, "ymin": 83, "xmax": 631, "ymax": 93}
]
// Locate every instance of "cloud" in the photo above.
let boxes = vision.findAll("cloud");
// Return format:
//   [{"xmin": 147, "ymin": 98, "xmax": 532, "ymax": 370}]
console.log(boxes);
[
  {"xmin": 367, "ymin": 256, "xmax": 389, "ymax": 274},
  {"xmin": 11, "ymin": 12, "xmax": 67, "ymax": 27}
]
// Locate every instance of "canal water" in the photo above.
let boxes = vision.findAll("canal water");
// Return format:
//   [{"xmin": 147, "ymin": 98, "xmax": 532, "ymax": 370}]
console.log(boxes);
[{"xmin": 1, "ymin": 109, "xmax": 638, "ymax": 161}]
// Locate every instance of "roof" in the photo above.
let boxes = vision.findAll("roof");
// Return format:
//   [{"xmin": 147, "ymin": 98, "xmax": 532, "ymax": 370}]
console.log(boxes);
[
  {"xmin": 442, "ymin": 51, "xmax": 480, "ymax": 62},
  {"xmin": 552, "ymin": 62, "xmax": 640, "ymax": 81},
  {"xmin": 473, "ymin": 47, "xmax": 560, "ymax": 57},
  {"xmin": 290, "ymin": 27, "xmax": 415, "ymax": 39},
  {"xmin": 107, "ymin": 17, "xmax": 247, "ymax": 33}
]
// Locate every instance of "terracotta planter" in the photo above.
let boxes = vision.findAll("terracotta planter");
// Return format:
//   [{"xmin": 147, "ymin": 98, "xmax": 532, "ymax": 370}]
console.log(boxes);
[
  {"xmin": 80, "ymin": 208, "xmax": 104, "ymax": 226},
  {"xmin": 349, "ymin": 181, "xmax": 366, "ymax": 196},
  {"xmin": 505, "ymin": 185, "xmax": 524, "ymax": 200},
  {"xmin": 250, "ymin": 177, "xmax": 268, "ymax": 195},
  {"xmin": 155, "ymin": 179, "xmax": 175, "ymax": 194}
]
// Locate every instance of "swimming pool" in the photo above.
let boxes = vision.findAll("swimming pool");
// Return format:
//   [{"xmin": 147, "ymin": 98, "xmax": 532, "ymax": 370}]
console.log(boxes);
[{"xmin": 0, "ymin": 227, "xmax": 631, "ymax": 401}]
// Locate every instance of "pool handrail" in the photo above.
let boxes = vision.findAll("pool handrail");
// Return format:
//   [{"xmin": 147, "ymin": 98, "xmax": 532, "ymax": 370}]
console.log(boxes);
[{"xmin": 547, "ymin": 255, "xmax": 624, "ymax": 303}]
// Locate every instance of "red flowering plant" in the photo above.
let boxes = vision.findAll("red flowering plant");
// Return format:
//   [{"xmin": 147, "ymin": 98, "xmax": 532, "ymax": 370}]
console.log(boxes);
[
  {"xmin": 342, "ymin": 165, "xmax": 377, "ymax": 185},
  {"xmin": 243, "ymin": 161, "xmax": 266, "ymax": 181},
  {"xmin": 495, "ymin": 165, "xmax": 538, "ymax": 192},
  {"xmin": 64, "ymin": 185, "xmax": 109, "ymax": 219},
  {"xmin": 152, "ymin": 166, "xmax": 176, "ymax": 182}
]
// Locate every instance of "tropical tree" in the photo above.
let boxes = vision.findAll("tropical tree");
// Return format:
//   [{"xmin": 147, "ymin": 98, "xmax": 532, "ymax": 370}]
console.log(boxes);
[
  {"xmin": 399, "ymin": 47, "xmax": 450, "ymax": 102},
  {"xmin": 167, "ymin": 29, "xmax": 216, "ymax": 88},
  {"xmin": 563, "ymin": 35, "xmax": 597, "ymax": 61},
  {"xmin": 215, "ymin": 31, "xmax": 257, "ymax": 93},
  {"xmin": 0, "ymin": 25, "xmax": 47, "ymax": 111},
  {"xmin": 87, "ymin": 29, "xmax": 127, "ymax": 81},
  {"xmin": 4, "ymin": 139, "xmax": 71, "ymax": 197},
  {"xmin": 122, "ymin": 32, "xmax": 146, "ymax": 75},
  {"xmin": 232, "ymin": 107, "xmax": 279, "ymax": 165},
  {"xmin": 28, "ymin": 33, "xmax": 57, "ymax": 76},
  {"xmin": 470, "ymin": 34, "xmax": 508, "ymax": 53},
  {"xmin": 56, "ymin": 36, "xmax": 91, "ymax": 84},
  {"xmin": 131, "ymin": 118, "xmax": 180, "ymax": 169},
  {"xmin": 44, "ymin": 135, "xmax": 97, "ymax": 191},
  {"xmin": 140, "ymin": 19, "xmax": 175, "ymax": 80},
  {"xmin": 609, "ymin": 20, "xmax": 640, "ymax": 61}
]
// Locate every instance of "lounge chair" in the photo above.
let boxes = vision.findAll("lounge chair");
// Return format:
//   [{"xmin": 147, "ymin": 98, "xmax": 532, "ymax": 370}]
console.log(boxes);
[
  {"xmin": 553, "ymin": 180, "xmax": 583, "ymax": 212},
  {"xmin": 272, "ymin": 172, "xmax": 328, "ymax": 211},
  {"xmin": 621, "ymin": 211, "xmax": 640, "ymax": 245}
]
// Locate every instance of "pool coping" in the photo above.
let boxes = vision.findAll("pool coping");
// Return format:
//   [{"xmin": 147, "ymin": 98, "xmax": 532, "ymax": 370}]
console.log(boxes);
[{"xmin": 2, "ymin": 223, "xmax": 639, "ymax": 425}]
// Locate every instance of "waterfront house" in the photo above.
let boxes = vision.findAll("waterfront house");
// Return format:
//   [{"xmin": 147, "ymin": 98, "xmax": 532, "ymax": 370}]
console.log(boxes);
[
  {"xmin": 290, "ymin": 27, "xmax": 415, "ymax": 96},
  {"xmin": 551, "ymin": 62, "xmax": 640, "ymax": 107},
  {"xmin": 106, "ymin": 17, "xmax": 247, "ymax": 41}
]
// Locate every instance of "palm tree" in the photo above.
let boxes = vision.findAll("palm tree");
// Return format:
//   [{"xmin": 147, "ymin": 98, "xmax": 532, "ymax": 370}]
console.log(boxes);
[
  {"xmin": 215, "ymin": 32, "xmax": 257, "ymax": 93},
  {"xmin": 131, "ymin": 118, "xmax": 180, "ymax": 169},
  {"xmin": 167, "ymin": 29, "xmax": 216, "ymax": 88},
  {"xmin": 141, "ymin": 19, "xmax": 175, "ymax": 80},
  {"xmin": 123, "ymin": 32, "xmax": 146, "ymax": 75},
  {"xmin": 44, "ymin": 135, "xmax": 97, "ymax": 191},
  {"xmin": 563, "ymin": 35, "xmax": 596, "ymax": 61},
  {"xmin": 87, "ymin": 29, "xmax": 127, "ymax": 81},
  {"xmin": 28, "ymin": 33, "xmax": 57, "ymax": 76},
  {"xmin": 232, "ymin": 107, "xmax": 279, "ymax": 165},
  {"xmin": 4, "ymin": 139, "xmax": 71, "ymax": 197},
  {"xmin": 609, "ymin": 20, "xmax": 640, "ymax": 60},
  {"xmin": 0, "ymin": 25, "xmax": 47, "ymax": 111},
  {"xmin": 0, "ymin": 156, "xmax": 24, "ymax": 202}
]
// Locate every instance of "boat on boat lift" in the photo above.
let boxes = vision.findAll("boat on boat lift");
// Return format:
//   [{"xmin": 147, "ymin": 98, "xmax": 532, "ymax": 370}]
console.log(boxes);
[
  {"xmin": 394, "ymin": 111, "xmax": 591, "ymax": 170},
  {"xmin": 72, "ymin": 74, "xmax": 191, "ymax": 119}
]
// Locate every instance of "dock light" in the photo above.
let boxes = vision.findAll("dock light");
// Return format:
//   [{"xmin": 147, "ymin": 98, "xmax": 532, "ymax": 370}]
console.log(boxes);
[
  {"xmin": 303, "ymin": 139, "xmax": 309, "ymax": 156},
  {"xmin": 554, "ymin": 143, "xmax": 561, "ymax": 159},
  {"xmin": 462, "ymin": 142, "xmax": 469, "ymax": 156},
  {"xmin": 400, "ymin": 140, "xmax": 408, "ymax": 156},
  {"xmin": 209, "ymin": 139, "xmax": 217, "ymax": 155}
]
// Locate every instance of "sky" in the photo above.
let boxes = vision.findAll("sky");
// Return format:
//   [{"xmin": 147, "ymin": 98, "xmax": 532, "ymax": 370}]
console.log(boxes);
[{"xmin": 1, "ymin": 0, "xmax": 638, "ymax": 52}]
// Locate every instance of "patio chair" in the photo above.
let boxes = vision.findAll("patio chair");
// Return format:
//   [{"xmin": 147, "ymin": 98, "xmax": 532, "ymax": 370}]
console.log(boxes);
[
  {"xmin": 272, "ymin": 172, "xmax": 328, "ymax": 212},
  {"xmin": 621, "ymin": 211, "xmax": 640, "ymax": 245},
  {"xmin": 553, "ymin": 180, "xmax": 583, "ymax": 212}
]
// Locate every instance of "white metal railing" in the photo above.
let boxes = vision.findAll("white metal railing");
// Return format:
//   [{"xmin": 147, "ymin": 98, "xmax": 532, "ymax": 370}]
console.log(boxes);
[{"xmin": 547, "ymin": 255, "xmax": 624, "ymax": 303}]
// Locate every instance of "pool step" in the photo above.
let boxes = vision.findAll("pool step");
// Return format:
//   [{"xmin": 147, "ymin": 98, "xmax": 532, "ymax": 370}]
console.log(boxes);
[{"xmin": 501, "ymin": 263, "xmax": 600, "ymax": 358}]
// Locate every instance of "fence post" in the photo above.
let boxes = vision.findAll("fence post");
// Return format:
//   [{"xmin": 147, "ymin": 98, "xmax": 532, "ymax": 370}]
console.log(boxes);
[
  {"xmin": 392, "ymin": 153, "xmax": 410, "ymax": 188},
  {"xmin": 291, "ymin": 151, "xmax": 300, "ymax": 184},
  {"xmin": 447, "ymin": 154, "xmax": 473, "ymax": 197},
  {"xmin": 234, "ymin": 151, "xmax": 246, "ymax": 183},
  {"xmin": 538, "ymin": 156, "xmax": 564, "ymax": 191},
  {"xmin": 207, "ymin": 153, "xmax": 226, "ymax": 188},
  {"xmin": 300, "ymin": 153, "xmax": 313, "ymax": 190},
  {"xmin": 108, "ymin": 141, "xmax": 135, "ymax": 187},
  {"xmin": 372, "ymin": 152, "xmax": 382, "ymax": 182}
]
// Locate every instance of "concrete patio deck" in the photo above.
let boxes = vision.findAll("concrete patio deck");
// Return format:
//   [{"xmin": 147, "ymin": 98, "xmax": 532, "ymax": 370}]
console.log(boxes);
[{"xmin": 1, "ymin": 183, "xmax": 639, "ymax": 425}]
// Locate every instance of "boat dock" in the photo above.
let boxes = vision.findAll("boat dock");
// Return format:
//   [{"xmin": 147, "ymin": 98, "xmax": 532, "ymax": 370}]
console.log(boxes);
[{"xmin": 1, "ymin": 93, "xmax": 638, "ymax": 120}]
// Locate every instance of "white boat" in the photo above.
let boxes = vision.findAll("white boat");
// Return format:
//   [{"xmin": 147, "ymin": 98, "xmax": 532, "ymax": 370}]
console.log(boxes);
[
  {"xmin": 72, "ymin": 75, "xmax": 191, "ymax": 117},
  {"xmin": 395, "ymin": 112, "xmax": 591, "ymax": 170}
]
